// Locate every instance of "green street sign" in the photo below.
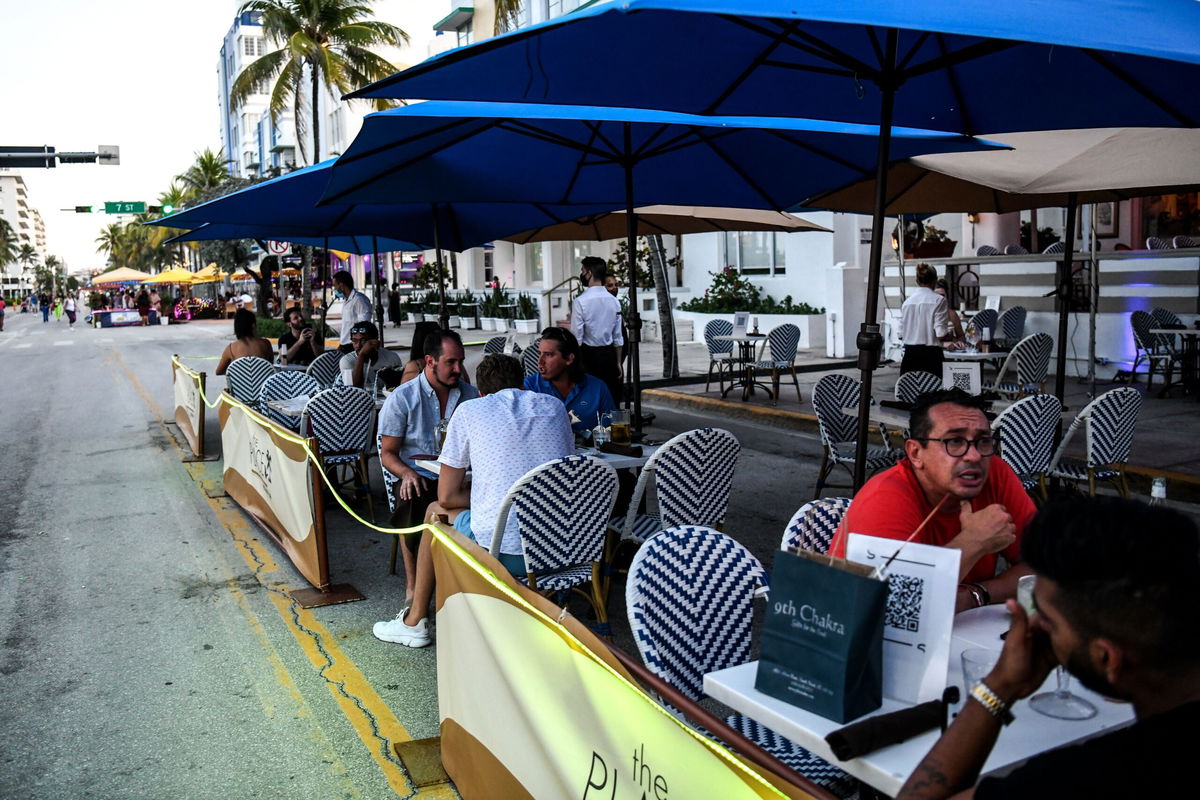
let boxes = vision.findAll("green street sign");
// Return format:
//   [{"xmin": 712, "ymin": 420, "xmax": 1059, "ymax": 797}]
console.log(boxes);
[{"xmin": 104, "ymin": 201, "xmax": 146, "ymax": 214}]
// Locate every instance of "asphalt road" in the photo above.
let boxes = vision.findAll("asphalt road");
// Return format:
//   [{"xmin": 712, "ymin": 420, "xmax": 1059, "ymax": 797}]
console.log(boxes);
[{"xmin": 0, "ymin": 311, "xmax": 829, "ymax": 798}]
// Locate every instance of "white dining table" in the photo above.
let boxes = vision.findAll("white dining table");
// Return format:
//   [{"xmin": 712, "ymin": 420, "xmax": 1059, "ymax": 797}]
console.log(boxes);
[
  {"xmin": 942, "ymin": 350, "xmax": 1007, "ymax": 362},
  {"xmin": 704, "ymin": 605, "xmax": 1134, "ymax": 796},
  {"xmin": 264, "ymin": 394, "xmax": 385, "ymax": 419}
]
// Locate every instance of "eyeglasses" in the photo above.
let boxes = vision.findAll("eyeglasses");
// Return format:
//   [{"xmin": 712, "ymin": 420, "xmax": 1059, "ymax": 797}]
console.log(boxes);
[{"xmin": 913, "ymin": 435, "xmax": 997, "ymax": 457}]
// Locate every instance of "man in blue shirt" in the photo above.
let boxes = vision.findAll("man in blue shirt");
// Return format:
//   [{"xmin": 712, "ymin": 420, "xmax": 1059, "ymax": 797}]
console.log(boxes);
[{"xmin": 523, "ymin": 326, "xmax": 615, "ymax": 434}]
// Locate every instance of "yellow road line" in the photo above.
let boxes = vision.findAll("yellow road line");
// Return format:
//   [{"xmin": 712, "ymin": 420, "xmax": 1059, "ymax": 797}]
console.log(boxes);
[{"xmin": 109, "ymin": 345, "xmax": 425, "ymax": 796}]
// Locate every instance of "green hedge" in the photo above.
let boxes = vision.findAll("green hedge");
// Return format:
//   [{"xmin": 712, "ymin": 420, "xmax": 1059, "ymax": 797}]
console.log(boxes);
[{"xmin": 256, "ymin": 316, "xmax": 335, "ymax": 339}]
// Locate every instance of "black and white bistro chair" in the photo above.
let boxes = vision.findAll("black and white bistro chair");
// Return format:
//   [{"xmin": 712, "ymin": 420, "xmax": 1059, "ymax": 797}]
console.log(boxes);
[
  {"xmin": 990, "ymin": 393, "xmax": 1062, "ymax": 498},
  {"xmin": 969, "ymin": 308, "xmax": 998, "ymax": 340},
  {"xmin": 613, "ymin": 427, "xmax": 741, "ymax": 548},
  {"xmin": 1173, "ymin": 235, "xmax": 1199, "ymax": 248},
  {"xmin": 305, "ymin": 349, "xmax": 343, "ymax": 390},
  {"xmin": 749, "ymin": 323, "xmax": 803, "ymax": 405},
  {"xmin": 1047, "ymin": 387, "xmax": 1142, "ymax": 498},
  {"xmin": 1146, "ymin": 236, "xmax": 1173, "ymax": 250},
  {"xmin": 302, "ymin": 386, "xmax": 376, "ymax": 521},
  {"xmin": 781, "ymin": 497, "xmax": 853, "ymax": 554},
  {"xmin": 1042, "ymin": 241, "xmax": 1066, "ymax": 254},
  {"xmin": 491, "ymin": 454, "xmax": 618, "ymax": 635},
  {"xmin": 703, "ymin": 318, "xmax": 735, "ymax": 392},
  {"xmin": 981, "ymin": 332, "xmax": 1053, "ymax": 400},
  {"xmin": 224, "ymin": 356, "xmax": 275, "ymax": 410},
  {"xmin": 522, "ymin": 336, "xmax": 542, "ymax": 378},
  {"xmin": 994, "ymin": 305, "xmax": 1027, "ymax": 350},
  {"xmin": 1003, "ymin": 244, "xmax": 1029, "ymax": 255},
  {"xmin": 259, "ymin": 370, "xmax": 321, "ymax": 432},
  {"xmin": 627, "ymin": 525, "xmax": 858, "ymax": 798},
  {"xmin": 811, "ymin": 374, "xmax": 901, "ymax": 499},
  {"xmin": 894, "ymin": 370, "xmax": 943, "ymax": 405},
  {"xmin": 976, "ymin": 245, "xmax": 1001, "ymax": 256},
  {"xmin": 483, "ymin": 335, "xmax": 508, "ymax": 355},
  {"xmin": 1130, "ymin": 310, "xmax": 1179, "ymax": 392}
]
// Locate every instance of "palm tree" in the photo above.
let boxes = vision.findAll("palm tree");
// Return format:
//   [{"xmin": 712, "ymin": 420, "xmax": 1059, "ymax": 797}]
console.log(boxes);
[
  {"xmin": 228, "ymin": 0, "xmax": 407, "ymax": 166},
  {"xmin": 95, "ymin": 223, "xmax": 125, "ymax": 266},
  {"xmin": 159, "ymin": 182, "xmax": 196, "ymax": 268},
  {"xmin": 0, "ymin": 219, "xmax": 18, "ymax": 270},
  {"xmin": 494, "ymin": 0, "xmax": 524, "ymax": 33},
  {"xmin": 44, "ymin": 255, "xmax": 62, "ymax": 295},
  {"xmin": 178, "ymin": 148, "xmax": 231, "ymax": 201}
]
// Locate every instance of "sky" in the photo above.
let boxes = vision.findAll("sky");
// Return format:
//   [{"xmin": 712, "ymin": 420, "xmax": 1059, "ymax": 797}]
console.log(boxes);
[{"xmin": 0, "ymin": 0, "xmax": 435, "ymax": 276}]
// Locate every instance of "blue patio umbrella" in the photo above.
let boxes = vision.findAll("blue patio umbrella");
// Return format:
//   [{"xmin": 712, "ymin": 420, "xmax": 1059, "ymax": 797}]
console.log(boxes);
[
  {"xmin": 321, "ymin": 100, "xmax": 1000, "ymax": 430},
  {"xmin": 149, "ymin": 160, "xmax": 621, "ymax": 329},
  {"xmin": 343, "ymin": 0, "xmax": 1200, "ymax": 483}
]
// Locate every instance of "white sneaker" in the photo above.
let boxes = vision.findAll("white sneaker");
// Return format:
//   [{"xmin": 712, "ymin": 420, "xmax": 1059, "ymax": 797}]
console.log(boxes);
[{"xmin": 372, "ymin": 612, "xmax": 431, "ymax": 647}]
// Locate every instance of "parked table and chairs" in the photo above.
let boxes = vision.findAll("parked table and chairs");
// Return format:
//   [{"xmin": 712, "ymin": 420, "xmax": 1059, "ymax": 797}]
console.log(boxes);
[
  {"xmin": 260, "ymin": 371, "xmax": 322, "ymax": 432},
  {"xmin": 749, "ymin": 323, "xmax": 803, "ymax": 406},
  {"xmin": 712, "ymin": 331, "xmax": 773, "ymax": 401},
  {"xmin": 1047, "ymin": 387, "xmax": 1142, "ymax": 497}
]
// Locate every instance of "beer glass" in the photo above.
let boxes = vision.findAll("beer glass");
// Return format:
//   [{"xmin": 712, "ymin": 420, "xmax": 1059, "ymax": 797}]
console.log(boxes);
[{"xmin": 603, "ymin": 409, "xmax": 631, "ymax": 445}]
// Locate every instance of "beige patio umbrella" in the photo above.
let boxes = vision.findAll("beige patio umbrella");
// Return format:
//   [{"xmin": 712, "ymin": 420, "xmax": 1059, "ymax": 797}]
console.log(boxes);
[
  {"xmin": 806, "ymin": 128, "xmax": 1200, "ymax": 215},
  {"xmin": 505, "ymin": 204, "xmax": 832, "ymax": 384},
  {"xmin": 90, "ymin": 266, "xmax": 152, "ymax": 285},
  {"xmin": 503, "ymin": 204, "xmax": 830, "ymax": 243}
]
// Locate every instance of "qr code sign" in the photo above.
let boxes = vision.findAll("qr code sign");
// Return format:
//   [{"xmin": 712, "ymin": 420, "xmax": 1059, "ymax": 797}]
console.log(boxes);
[
  {"xmin": 885, "ymin": 574, "xmax": 925, "ymax": 632},
  {"xmin": 950, "ymin": 370, "xmax": 974, "ymax": 392}
]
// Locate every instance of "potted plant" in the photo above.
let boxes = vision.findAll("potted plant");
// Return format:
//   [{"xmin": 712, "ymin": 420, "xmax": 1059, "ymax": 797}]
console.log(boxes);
[
  {"xmin": 487, "ymin": 286, "xmax": 512, "ymax": 332},
  {"xmin": 444, "ymin": 294, "xmax": 460, "ymax": 328},
  {"xmin": 458, "ymin": 291, "xmax": 479, "ymax": 329},
  {"xmin": 477, "ymin": 289, "xmax": 496, "ymax": 330},
  {"xmin": 908, "ymin": 223, "xmax": 958, "ymax": 259},
  {"xmin": 513, "ymin": 292, "xmax": 540, "ymax": 333},
  {"xmin": 407, "ymin": 291, "xmax": 425, "ymax": 322}
]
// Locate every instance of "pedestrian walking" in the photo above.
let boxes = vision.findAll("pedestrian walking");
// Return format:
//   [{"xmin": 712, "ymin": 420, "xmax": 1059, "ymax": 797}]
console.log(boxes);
[
  {"xmin": 54, "ymin": 296, "xmax": 63, "ymax": 322},
  {"xmin": 136, "ymin": 289, "xmax": 151, "ymax": 326},
  {"xmin": 41, "ymin": 293, "xmax": 51, "ymax": 323},
  {"xmin": 64, "ymin": 295, "xmax": 78, "ymax": 330},
  {"xmin": 387, "ymin": 284, "xmax": 402, "ymax": 328},
  {"xmin": 0, "ymin": 297, "xmax": 6, "ymax": 332}
]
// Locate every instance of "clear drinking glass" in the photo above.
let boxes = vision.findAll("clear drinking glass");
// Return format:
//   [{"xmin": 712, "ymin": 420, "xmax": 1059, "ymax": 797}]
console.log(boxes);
[
  {"xmin": 964, "ymin": 321, "xmax": 980, "ymax": 353},
  {"xmin": 1020, "ymin": 574, "xmax": 1099, "ymax": 720},
  {"xmin": 961, "ymin": 647, "xmax": 1000, "ymax": 701}
]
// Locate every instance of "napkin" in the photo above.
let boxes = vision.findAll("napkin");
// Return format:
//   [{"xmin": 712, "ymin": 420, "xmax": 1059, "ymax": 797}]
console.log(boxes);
[
  {"xmin": 824, "ymin": 688, "xmax": 959, "ymax": 761},
  {"xmin": 598, "ymin": 442, "xmax": 642, "ymax": 457}
]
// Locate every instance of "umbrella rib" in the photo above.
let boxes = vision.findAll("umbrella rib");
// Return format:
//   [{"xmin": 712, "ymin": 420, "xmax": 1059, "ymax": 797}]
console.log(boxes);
[
  {"xmin": 690, "ymin": 127, "xmax": 783, "ymax": 209},
  {"xmin": 703, "ymin": 17, "xmax": 803, "ymax": 115},
  {"xmin": 901, "ymin": 38, "xmax": 1019, "ymax": 81},
  {"xmin": 933, "ymin": 34, "xmax": 978, "ymax": 136},
  {"xmin": 322, "ymin": 118, "xmax": 505, "ymax": 203},
  {"xmin": 1085, "ymin": 51, "xmax": 1198, "ymax": 126},
  {"xmin": 725, "ymin": 16, "xmax": 881, "ymax": 79},
  {"xmin": 765, "ymin": 128, "xmax": 875, "ymax": 174}
]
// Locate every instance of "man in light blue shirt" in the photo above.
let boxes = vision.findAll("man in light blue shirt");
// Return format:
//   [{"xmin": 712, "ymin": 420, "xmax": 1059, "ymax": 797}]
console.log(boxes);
[
  {"xmin": 523, "ymin": 326, "xmax": 615, "ymax": 434},
  {"xmin": 378, "ymin": 329, "xmax": 479, "ymax": 603}
]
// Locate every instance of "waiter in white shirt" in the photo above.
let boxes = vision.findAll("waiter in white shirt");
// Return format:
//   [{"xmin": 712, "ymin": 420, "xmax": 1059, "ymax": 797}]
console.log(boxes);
[
  {"xmin": 332, "ymin": 270, "xmax": 374, "ymax": 353},
  {"xmin": 571, "ymin": 256, "xmax": 625, "ymax": 403},
  {"xmin": 898, "ymin": 263, "xmax": 954, "ymax": 376}
]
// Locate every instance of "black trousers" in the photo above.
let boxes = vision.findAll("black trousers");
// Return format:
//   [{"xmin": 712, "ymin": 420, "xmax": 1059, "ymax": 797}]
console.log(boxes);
[
  {"xmin": 580, "ymin": 344, "xmax": 623, "ymax": 404},
  {"xmin": 900, "ymin": 344, "xmax": 944, "ymax": 377}
]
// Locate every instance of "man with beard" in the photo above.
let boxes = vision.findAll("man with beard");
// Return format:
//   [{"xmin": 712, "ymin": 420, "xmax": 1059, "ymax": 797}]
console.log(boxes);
[
  {"xmin": 898, "ymin": 496, "xmax": 1199, "ymax": 798},
  {"xmin": 830, "ymin": 389, "xmax": 1034, "ymax": 613},
  {"xmin": 378, "ymin": 329, "xmax": 480, "ymax": 608},
  {"xmin": 339, "ymin": 320, "xmax": 402, "ymax": 390}
]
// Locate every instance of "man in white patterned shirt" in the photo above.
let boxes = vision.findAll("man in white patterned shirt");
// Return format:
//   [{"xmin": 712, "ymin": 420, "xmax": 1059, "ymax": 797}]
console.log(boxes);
[
  {"xmin": 572, "ymin": 256, "xmax": 625, "ymax": 403},
  {"xmin": 373, "ymin": 354, "xmax": 573, "ymax": 648}
]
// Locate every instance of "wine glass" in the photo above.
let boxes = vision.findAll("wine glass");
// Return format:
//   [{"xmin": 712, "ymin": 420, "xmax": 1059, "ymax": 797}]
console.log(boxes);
[
  {"xmin": 1021, "ymin": 575, "xmax": 1099, "ymax": 720},
  {"xmin": 964, "ymin": 320, "xmax": 980, "ymax": 353}
]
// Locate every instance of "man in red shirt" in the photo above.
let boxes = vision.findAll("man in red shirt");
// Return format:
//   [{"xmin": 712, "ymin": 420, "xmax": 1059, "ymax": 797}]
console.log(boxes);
[{"xmin": 831, "ymin": 389, "xmax": 1035, "ymax": 613}]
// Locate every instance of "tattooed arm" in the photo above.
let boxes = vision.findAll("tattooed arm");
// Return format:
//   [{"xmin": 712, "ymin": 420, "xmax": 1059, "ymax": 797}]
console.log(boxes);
[{"xmin": 898, "ymin": 600, "xmax": 1056, "ymax": 800}]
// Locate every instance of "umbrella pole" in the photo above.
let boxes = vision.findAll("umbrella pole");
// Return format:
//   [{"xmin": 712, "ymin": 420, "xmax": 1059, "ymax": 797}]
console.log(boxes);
[
  {"xmin": 623, "ymin": 125, "xmax": 644, "ymax": 435},
  {"xmin": 373, "ymin": 236, "xmax": 385, "ymax": 346},
  {"xmin": 853, "ymin": 30, "xmax": 898, "ymax": 491},
  {"xmin": 1088, "ymin": 204, "xmax": 1099, "ymax": 398},
  {"xmin": 432, "ymin": 204, "xmax": 449, "ymax": 330},
  {"xmin": 1054, "ymin": 193, "xmax": 1079, "ymax": 401}
]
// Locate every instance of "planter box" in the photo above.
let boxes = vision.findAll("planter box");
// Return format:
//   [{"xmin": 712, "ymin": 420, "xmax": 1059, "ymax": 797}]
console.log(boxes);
[
  {"xmin": 485, "ymin": 316, "xmax": 507, "ymax": 332},
  {"xmin": 514, "ymin": 318, "xmax": 539, "ymax": 334},
  {"xmin": 461, "ymin": 316, "xmax": 478, "ymax": 330},
  {"xmin": 446, "ymin": 315, "xmax": 460, "ymax": 328},
  {"xmin": 674, "ymin": 310, "xmax": 827, "ymax": 350},
  {"xmin": 479, "ymin": 316, "xmax": 495, "ymax": 331},
  {"xmin": 906, "ymin": 240, "xmax": 958, "ymax": 259}
]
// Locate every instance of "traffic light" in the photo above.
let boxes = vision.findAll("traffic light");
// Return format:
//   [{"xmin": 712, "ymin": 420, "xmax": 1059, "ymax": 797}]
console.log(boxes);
[
  {"xmin": 74, "ymin": 205, "xmax": 93, "ymax": 213},
  {"xmin": 148, "ymin": 204, "xmax": 175, "ymax": 215}
]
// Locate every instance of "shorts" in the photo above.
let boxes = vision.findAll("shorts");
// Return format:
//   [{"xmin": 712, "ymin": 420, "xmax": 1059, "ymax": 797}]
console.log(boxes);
[{"xmin": 454, "ymin": 510, "xmax": 527, "ymax": 578}]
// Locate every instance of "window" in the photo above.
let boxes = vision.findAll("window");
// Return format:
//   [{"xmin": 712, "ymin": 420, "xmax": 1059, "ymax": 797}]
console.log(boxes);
[
  {"xmin": 528, "ymin": 243, "xmax": 544, "ymax": 283},
  {"xmin": 724, "ymin": 231, "xmax": 786, "ymax": 275},
  {"xmin": 455, "ymin": 22, "xmax": 473, "ymax": 47},
  {"xmin": 547, "ymin": 0, "xmax": 582, "ymax": 20},
  {"xmin": 484, "ymin": 249, "xmax": 495, "ymax": 284}
]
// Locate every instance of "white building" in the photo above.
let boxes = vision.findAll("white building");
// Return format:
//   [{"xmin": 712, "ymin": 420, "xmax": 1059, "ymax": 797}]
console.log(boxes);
[{"xmin": 0, "ymin": 169, "xmax": 39, "ymax": 293}]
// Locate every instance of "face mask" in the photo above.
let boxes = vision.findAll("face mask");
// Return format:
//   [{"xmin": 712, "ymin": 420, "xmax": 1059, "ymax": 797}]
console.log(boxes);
[{"xmin": 334, "ymin": 289, "xmax": 345, "ymax": 299}]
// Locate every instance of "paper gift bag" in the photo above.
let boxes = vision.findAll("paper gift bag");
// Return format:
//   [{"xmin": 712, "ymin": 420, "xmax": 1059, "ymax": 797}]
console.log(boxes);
[{"xmin": 755, "ymin": 549, "xmax": 886, "ymax": 723}]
